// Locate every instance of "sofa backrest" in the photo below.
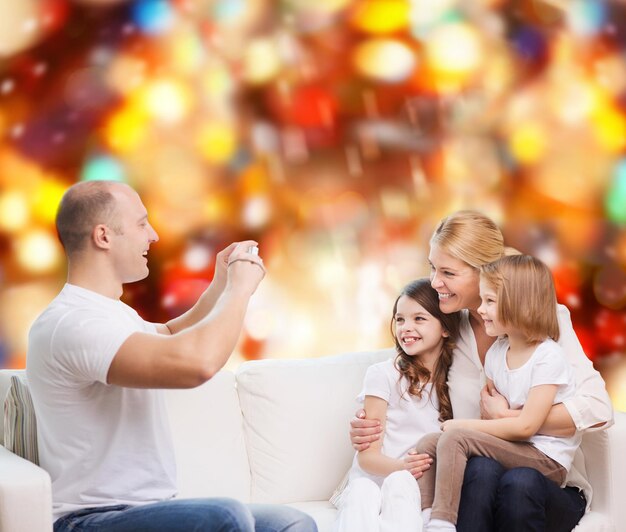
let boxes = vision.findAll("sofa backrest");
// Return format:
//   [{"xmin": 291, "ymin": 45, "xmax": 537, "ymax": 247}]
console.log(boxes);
[
  {"xmin": 0, "ymin": 368, "xmax": 251, "ymax": 502},
  {"xmin": 165, "ymin": 370, "xmax": 251, "ymax": 501},
  {"xmin": 236, "ymin": 348, "xmax": 394, "ymax": 504}
]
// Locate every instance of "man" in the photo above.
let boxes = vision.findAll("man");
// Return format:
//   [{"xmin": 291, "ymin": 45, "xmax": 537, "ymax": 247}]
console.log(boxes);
[{"xmin": 26, "ymin": 180, "xmax": 317, "ymax": 532}]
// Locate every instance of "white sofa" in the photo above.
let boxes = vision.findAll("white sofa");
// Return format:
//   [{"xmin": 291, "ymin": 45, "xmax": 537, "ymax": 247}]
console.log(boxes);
[{"xmin": 1, "ymin": 348, "xmax": 625, "ymax": 532}]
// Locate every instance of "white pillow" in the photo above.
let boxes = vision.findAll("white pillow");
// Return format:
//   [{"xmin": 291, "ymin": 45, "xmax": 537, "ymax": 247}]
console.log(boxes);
[
  {"xmin": 165, "ymin": 371, "xmax": 251, "ymax": 501},
  {"xmin": 3, "ymin": 375, "xmax": 39, "ymax": 465},
  {"xmin": 236, "ymin": 349, "xmax": 393, "ymax": 504}
]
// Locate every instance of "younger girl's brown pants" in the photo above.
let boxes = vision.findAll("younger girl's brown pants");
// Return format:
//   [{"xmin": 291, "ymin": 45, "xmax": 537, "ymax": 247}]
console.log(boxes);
[{"xmin": 416, "ymin": 429, "xmax": 567, "ymax": 524}]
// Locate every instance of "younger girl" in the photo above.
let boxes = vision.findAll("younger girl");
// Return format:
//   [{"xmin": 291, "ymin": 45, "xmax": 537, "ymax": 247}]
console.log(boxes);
[
  {"xmin": 334, "ymin": 278, "xmax": 460, "ymax": 532},
  {"xmin": 417, "ymin": 255, "xmax": 582, "ymax": 532}
]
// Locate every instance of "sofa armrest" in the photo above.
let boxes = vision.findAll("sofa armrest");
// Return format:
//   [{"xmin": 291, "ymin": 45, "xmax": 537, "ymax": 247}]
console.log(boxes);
[
  {"xmin": 0, "ymin": 445, "xmax": 52, "ymax": 532},
  {"xmin": 582, "ymin": 410, "xmax": 626, "ymax": 531},
  {"xmin": 606, "ymin": 411, "xmax": 626, "ymax": 530}
]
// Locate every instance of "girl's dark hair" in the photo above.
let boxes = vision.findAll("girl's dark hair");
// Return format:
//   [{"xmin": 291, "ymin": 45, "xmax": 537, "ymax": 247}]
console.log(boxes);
[{"xmin": 390, "ymin": 278, "xmax": 461, "ymax": 422}]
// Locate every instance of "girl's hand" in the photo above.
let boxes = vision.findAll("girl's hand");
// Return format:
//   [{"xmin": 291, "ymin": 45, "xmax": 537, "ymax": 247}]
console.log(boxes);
[
  {"xmin": 403, "ymin": 449, "xmax": 433, "ymax": 479},
  {"xmin": 349, "ymin": 409, "xmax": 383, "ymax": 451},
  {"xmin": 480, "ymin": 385, "xmax": 511, "ymax": 420},
  {"xmin": 441, "ymin": 419, "xmax": 467, "ymax": 432}
]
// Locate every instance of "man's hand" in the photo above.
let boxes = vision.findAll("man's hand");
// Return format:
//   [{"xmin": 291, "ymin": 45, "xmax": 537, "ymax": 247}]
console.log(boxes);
[
  {"xmin": 403, "ymin": 449, "xmax": 433, "ymax": 479},
  {"xmin": 480, "ymin": 384, "xmax": 510, "ymax": 420},
  {"xmin": 213, "ymin": 241, "xmax": 259, "ymax": 290},
  {"xmin": 349, "ymin": 409, "xmax": 383, "ymax": 451},
  {"xmin": 225, "ymin": 242, "xmax": 266, "ymax": 295}
]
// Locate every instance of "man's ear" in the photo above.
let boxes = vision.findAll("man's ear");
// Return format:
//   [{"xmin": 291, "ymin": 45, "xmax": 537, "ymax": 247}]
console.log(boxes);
[{"xmin": 93, "ymin": 224, "xmax": 111, "ymax": 250}]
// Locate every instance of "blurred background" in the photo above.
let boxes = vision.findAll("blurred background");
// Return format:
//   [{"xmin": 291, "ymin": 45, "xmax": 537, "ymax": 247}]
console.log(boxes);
[{"xmin": 0, "ymin": 0, "xmax": 625, "ymax": 409}]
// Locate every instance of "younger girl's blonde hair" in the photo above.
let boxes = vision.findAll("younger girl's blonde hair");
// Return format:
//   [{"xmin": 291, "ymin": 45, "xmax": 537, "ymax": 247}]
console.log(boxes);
[
  {"xmin": 430, "ymin": 210, "xmax": 518, "ymax": 268},
  {"xmin": 480, "ymin": 255, "xmax": 560, "ymax": 343}
]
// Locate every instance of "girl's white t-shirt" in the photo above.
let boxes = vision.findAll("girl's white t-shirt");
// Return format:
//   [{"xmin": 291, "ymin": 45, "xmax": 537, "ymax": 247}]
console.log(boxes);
[
  {"xmin": 485, "ymin": 337, "xmax": 582, "ymax": 471},
  {"xmin": 347, "ymin": 358, "xmax": 441, "ymax": 485}
]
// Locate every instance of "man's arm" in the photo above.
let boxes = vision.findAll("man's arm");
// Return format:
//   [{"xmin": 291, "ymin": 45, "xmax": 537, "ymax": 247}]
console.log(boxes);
[
  {"xmin": 107, "ymin": 243, "xmax": 264, "ymax": 389},
  {"xmin": 155, "ymin": 241, "xmax": 256, "ymax": 336}
]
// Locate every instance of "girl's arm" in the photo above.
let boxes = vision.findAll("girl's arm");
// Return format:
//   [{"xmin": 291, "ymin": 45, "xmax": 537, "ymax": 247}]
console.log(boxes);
[
  {"xmin": 480, "ymin": 385, "xmax": 577, "ymax": 437},
  {"xmin": 444, "ymin": 382, "xmax": 558, "ymax": 441},
  {"xmin": 482, "ymin": 307, "xmax": 613, "ymax": 435},
  {"xmin": 357, "ymin": 396, "xmax": 408, "ymax": 477}
]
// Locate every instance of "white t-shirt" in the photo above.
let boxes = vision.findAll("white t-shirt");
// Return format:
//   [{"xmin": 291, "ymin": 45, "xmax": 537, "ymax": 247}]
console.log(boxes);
[
  {"xmin": 447, "ymin": 305, "xmax": 613, "ymax": 509},
  {"xmin": 347, "ymin": 358, "xmax": 441, "ymax": 485},
  {"xmin": 26, "ymin": 284, "xmax": 177, "ymax": 521},
  {"xmin": 485, "ymin": 338, "xmax": 582, "ymax": 471},
  {"xmin": 448, "ymin": 306, "xmax": 613, "ymax": 429}
]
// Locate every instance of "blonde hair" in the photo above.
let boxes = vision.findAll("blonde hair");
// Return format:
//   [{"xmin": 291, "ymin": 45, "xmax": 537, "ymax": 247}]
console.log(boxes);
[
  {"xmin": 430, "ymin": 210, "xmax": 511, "ymax": 269},
  {"xmin": 480, "ymin": 255, "xmax": 560, "ymax": 343}
]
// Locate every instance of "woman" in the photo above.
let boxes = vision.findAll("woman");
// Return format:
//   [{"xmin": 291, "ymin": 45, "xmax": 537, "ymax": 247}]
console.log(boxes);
[{"xmin": 349, "ymin": 211, "xmax": 613, "ymax": 532}]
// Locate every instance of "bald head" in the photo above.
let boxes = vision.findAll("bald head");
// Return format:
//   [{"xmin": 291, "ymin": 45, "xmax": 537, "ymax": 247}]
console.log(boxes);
[{"xmin": 56, "ymin": 181, "xmax": 128, "ymax": 256}]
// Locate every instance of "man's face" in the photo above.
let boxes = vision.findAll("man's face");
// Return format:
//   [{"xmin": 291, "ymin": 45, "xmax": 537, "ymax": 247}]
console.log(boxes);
[{"xmin": 108, "ymin": 185, "xmax": 159, "ymax": 284}]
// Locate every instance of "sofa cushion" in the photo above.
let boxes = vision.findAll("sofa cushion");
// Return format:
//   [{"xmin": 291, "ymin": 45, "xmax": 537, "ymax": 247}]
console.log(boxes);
[
  {"xmin": 165, "ymin": 370, "xmax": 251, "ymax": 501},
  {"xmin": 287, "ymin": 501, "xmax": 338, "ymax": 532},
  {"xmin": 236, "ymin": 349, "xmax": 393, "ymax": 504},
  {"xmin": 3, "ymin": 375, "xmax": 39, "ymax": 465}
]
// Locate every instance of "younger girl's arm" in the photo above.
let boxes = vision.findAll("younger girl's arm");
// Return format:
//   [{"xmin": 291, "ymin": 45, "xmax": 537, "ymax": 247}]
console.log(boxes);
[
  {"xmin": 481, "ymin": 387, "xmax": 577, "ymax": 437},
  {"xmin": 481, "ymin": 307, "xmax": 614, "ymax": 436},
  {"xmin": 444, "ymin": 380, "xmax": 558, "ymax": 441},
  {"xmin": 357, "ymin": 396, "xmax": 408, "ymax": 477}
]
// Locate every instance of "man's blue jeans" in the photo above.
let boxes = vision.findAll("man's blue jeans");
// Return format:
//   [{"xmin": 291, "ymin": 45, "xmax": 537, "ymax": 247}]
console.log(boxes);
[
  {"xmin": 457, "ymin": 457, "xmax": 586, "ymax": 532},
  {"xmin": 53, "ymin": 498, "xmax": 318, "ymax": 532}
]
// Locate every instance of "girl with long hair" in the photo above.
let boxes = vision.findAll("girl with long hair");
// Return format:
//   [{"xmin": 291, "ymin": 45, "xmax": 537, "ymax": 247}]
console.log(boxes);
[{"xmin": 334, "ymin": 278, "xmax": 460, "ymax": 532}]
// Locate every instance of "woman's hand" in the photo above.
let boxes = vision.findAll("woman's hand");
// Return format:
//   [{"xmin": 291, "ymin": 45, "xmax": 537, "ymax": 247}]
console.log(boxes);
[
  {"xmin": 480, "ymin": 385, "xmax": 511, "ymax": 420},
  {"xmin": 349, "ymin": 409, "xmax": 382, "ymax": 451},
  {"xmin": 403, "ymin": 449, "xmax": 433, "ymax": 479}
]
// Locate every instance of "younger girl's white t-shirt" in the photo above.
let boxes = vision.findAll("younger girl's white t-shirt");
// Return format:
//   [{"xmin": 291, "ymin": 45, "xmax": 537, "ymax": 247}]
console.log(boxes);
[
  {"xmin": 347, "ymin": 357, "xmax": 441, "ymax": 485},
  {"xmin": 485, "ymin": 337, "xmax": 582, "ymax": 472}
]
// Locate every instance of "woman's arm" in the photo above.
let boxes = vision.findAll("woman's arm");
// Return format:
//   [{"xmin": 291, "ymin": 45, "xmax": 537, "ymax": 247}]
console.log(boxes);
[
  {"xmin": 445, "ymin": 384, "xmax": 558, "ymax": 441},
  {"xmin": 357, "ymin": 396, "xmax": 407, "ymax": 477},
  {"xmin": 555, "ymin": 305, "xmax": 614, "ymax": 432}
]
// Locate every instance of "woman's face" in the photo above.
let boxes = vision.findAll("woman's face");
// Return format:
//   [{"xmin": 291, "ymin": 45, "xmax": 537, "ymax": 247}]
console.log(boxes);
[{"xmin": 428, "ymin": 245, "xmax": 482, "ymax": 313}]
